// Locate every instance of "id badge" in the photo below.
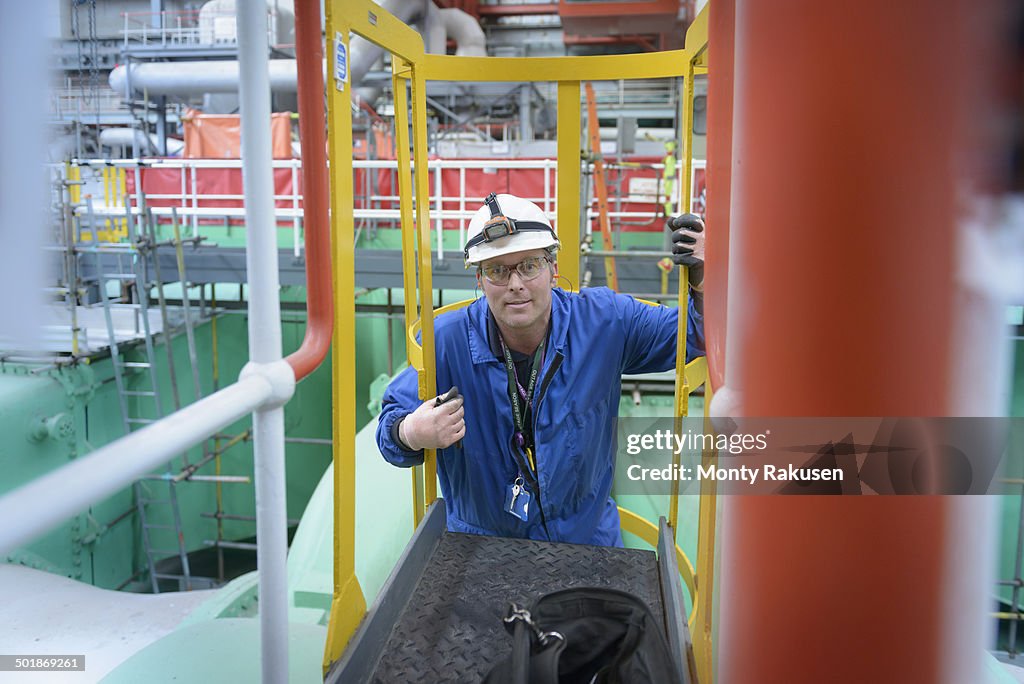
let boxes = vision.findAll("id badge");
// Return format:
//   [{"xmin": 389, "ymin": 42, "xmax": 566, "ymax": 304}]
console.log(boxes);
[{"xmin": 504, "ymin": 476, "xmax": 531, "ymax": 521}]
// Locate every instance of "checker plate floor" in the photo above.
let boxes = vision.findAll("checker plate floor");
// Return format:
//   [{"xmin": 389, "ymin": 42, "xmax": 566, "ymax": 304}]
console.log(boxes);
[{"xmin": 368, "ymin": 532, "xmax": 664, "ymax": 683}]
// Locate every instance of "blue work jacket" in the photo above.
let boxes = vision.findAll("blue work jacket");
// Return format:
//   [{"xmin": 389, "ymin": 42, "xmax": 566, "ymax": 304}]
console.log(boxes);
[{"xmin": 376, "ymin": 287, "xmax": 705, "ymax": 546}]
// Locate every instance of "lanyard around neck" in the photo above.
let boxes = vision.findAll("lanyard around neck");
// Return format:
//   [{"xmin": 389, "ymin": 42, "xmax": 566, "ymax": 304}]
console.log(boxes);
[{"xmin": 499, "ymin": 335, "xmax": 545, "ymax": 442}]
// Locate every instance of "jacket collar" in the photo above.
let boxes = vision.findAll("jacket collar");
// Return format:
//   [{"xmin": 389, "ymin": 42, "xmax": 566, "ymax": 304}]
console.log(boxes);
[{"xmin": 466, "ymin": 288, "xmax": 571, "ymax": 365}]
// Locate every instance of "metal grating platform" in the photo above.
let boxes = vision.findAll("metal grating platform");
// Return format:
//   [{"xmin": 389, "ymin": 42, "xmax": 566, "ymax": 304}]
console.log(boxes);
[
  {"xmin": 327, "ymin": 500, "xmax": 694, "ymax": 684},
  {"xmin": 369, "ymin": 532, "xmax": 664, "ymax": 683}
]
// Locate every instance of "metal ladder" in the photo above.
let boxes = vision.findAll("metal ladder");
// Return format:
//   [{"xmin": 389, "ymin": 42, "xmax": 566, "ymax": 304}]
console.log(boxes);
[
  {"xmin": 84, "ymin": 192, "xmax": 194, "ymax": 592},
  {"xmin": 143, "ymin": 204, "xmax": 252, "ymax": 587}
]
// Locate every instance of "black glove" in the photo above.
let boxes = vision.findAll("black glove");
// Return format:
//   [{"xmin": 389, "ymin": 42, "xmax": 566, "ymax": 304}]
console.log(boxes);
[{"xmin": 669, "ymin": 213, "xmax": 705, "ymax": 267}]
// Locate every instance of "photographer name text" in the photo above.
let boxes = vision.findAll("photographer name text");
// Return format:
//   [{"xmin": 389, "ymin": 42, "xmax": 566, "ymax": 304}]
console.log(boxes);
[{"xmin": 625, "ymin": 463, "xmax": 844, "ymax": 484}]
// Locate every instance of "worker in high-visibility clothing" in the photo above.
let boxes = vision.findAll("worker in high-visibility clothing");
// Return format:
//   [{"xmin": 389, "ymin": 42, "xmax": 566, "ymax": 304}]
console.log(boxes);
[
  {"xmin": 662, "ymin": 140, "xmax": 678, "ymax": 216},
  {"xmin": 376, "ymin": 193, "xmax": 705, "ymax": 546}
]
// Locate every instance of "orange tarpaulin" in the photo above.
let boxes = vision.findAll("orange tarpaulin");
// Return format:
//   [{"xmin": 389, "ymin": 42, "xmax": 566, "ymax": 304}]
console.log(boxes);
[{"xmin": 182, "ymin": 108, "xmax": 294, "ymax": 158}]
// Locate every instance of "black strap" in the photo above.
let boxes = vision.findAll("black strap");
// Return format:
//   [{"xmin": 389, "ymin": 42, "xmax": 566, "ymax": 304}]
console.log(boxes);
[
  {"xmin": 485, "ymin": 192, "xmax": 503, "ymax": 218},
  {"xmin": 510, "ymin": 619, "xmax": 530, "ymax": 684},
  {"xmin": 463, "ymin": 222, "xmax": 556, "ymax": 260},
  {"xmin": 498, "ymin": 332, "xmax": 544, "ymax": 482}
]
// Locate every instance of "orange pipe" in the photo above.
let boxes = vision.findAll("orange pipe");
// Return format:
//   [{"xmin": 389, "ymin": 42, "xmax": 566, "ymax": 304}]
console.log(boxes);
[
  {"xmin": 720, "ymin": 2, "xmax": 1001, "ymax": 683},
  {"xmin": 704, "ymin": 0, "xmax": 733, "ymax": 392},
  {"xmin": 286, "ymin": 0, "xmax": 333, "ymax": 381}
]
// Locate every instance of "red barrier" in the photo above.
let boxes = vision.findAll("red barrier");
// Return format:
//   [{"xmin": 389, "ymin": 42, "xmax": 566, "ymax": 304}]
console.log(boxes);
[{"xmin": 126, "ymin": 166, "xmax": 302, "ymax": 226}]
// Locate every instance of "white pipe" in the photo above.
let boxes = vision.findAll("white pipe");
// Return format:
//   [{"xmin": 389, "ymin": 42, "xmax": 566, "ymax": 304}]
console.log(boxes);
[
  {"xmin": 237, "ymin": 3, "xmax": 290, "ymax": 683},
  {"xmin": 109, "ymin": 60, "xmax": 300, "ymax": 98},
  {"xmin": 439, "ymin": 8, "xmax": 486, "ymax": 57},
  {"xmin": 424, "ymin": 0, "xmax": 447, "ymax": 56},
  {"xmin": 98, "ymin": 128, "xmax": 185, "ymax": 156},
  {"xmin": 0, "ymin": 376, "xmax": 272, "ymax": 556},
  {"xmin": 435, "ymin": 167, "xmax": 443, "ymax": 260},
  {"xmin": 941, "ymin": 196, "xmax": 1024, "ymax": 681}
]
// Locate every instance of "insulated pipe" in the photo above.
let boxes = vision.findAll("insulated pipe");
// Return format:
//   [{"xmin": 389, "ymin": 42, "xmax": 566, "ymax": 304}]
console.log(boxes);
[
  {"xmin": 109, "ymin": 4, "xmax": 482, "ymax": 104},
  {"xmin": 424, "ymin": 0, "xmax": 447, "ymax": 56},
  {"xmin": 109, "ymin": 60, "xmax": 299, "ymax": 98},
  {"xmin": 0, "ymin": 376, "xmax": 272, "ymax": 556},
  {"xmin": 237, "ymin": 4, "xmax": 291, "ymax": 683},
  {"xmin": 98, "ymin": 128, "xmax": 185, "ymax": 156},
  {"xmin": 439, "ymin": 8, "xmax": 487, "ymax": 56},
  {"xmin": 285, "ymin": 0, "xmax": 333, "ymax": 381},
  {"xmin": 718, "ymin": 3, "xmax": 1004, "ymax": 684}
]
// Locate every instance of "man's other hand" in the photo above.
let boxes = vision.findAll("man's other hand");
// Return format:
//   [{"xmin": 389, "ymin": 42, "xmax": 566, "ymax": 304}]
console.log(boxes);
[
  {"xmin": 400, "ymin": 393, "xmax": 466, "ymax": 450},
  {"xmin": 669, "ymin": 213, "xmax": 705, "ymax": 267},
  {"xmin": 668, "ymin": 213, "xmax": 705, "ymax": 290}
]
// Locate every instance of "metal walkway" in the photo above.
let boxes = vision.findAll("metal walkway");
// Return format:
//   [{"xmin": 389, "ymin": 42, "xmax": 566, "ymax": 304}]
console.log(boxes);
[{"xmin": 329, "ymin": 501, "xmax": 694, "ymax": 683}]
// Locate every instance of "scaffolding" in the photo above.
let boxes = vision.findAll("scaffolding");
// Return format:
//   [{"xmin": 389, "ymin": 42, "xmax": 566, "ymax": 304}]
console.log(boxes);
[{"xmin": 54, "ymin": 170, "xmax": 256, "ymax": 592}]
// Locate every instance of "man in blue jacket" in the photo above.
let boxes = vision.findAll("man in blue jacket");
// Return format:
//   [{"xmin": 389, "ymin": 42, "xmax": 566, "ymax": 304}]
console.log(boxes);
[{"xmin": 376, "ymin": 193, "xmax": 705, "ymax": 546}]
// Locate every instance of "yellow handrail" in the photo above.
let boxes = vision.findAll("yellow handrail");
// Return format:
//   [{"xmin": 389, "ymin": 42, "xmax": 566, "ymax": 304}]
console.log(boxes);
[{"xmin": 325, "ymin": 0, "xmax": 715, "ymax": 678}]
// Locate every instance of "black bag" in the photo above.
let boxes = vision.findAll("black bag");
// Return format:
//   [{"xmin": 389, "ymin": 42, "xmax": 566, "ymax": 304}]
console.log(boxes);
[{"xmin": 482, "ymin": 587, "xmax": 684, "ymax": 684}]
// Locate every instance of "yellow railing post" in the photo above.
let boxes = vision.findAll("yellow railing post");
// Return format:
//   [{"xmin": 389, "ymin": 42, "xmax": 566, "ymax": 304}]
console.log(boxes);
[
  {"xmin": 391, "ymin": 61, "xmax": 427, "ymax": 528},
  {"xmin": 322, "ymin": 12, "xmax": 367, "ymax": 673},
  {"xmin": 117, "ymin": 167, "xmax": 128, "ymax": 239},
  {"xmin": 322, "ymin": 0, "xmax": 426, "ymax": 670},
  {"xmin": 410, "ymin": 64, "xmax": 439, "ymax": 511},
  {"xmin": 679, "ymin": 11, "xmax": 714, "ymax": 684},
  {"xmin": 556, "ymin": 81, "xmax": 581, "ymax": 289},
  {"xmin": 66, "ymin": 164, "xmax": 81, "ymax": 230}
]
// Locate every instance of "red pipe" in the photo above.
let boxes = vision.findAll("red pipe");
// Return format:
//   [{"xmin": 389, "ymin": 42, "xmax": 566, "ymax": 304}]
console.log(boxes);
[
  {"xmin": 703, "ymin": 0, "xmax": 733, "ymax": 391},
  {"xmin": 557, "ymin": 0, "xmax": 677, "ymax": 19},
  {"xmin": 720, "ymin": 2, "xmax": 1003, "ymax": 683},
  {"xmin": 563, "ymin": 34, "xmax": 658, "ymax": 51},
  {"xmin": 477, "ymin": 3, "xmax": 557, "ymax": 16},
  {"xmin": 286, "ymin": 0, "xmax": 333, "ymax": 381}
]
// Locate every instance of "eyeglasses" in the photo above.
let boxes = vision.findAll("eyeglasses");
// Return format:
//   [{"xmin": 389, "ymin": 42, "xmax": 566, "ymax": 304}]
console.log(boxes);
[{"xmin": 479, "ymin": 255, "xmax": 551, "ymax": 286}]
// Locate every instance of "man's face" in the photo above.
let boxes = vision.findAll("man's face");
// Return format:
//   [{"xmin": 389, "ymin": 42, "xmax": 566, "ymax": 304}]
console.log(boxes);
[{"xmin": 479, "ymin": 248, "xmax": 556, "ymax": 333}]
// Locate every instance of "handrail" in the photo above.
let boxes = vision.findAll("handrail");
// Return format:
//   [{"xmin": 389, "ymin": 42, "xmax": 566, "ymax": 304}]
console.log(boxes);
[
  {"xmin": 618, "ymin": 507, "xmax": 697, "ymax": 610},
  {"xmin": 285, "ymin": 0, "xmax": 332, "ymax": 382},
  {"xmin": 405, "ymin": 298, "xmax": 475, "ymax": 373},
  {"xmin": 325, "ymin": 1, "xmax": 716, "ymax": 678},
  {"xmin": 0, "ymin": 375, "xmax": 271, "ymax": 555},
  {"xmin": 675, "ymin": 13, "xmax": 715, "ymax": 684},
  {"xmin": 64, "ymin": 156, "xmax": 705, "ymax": 258}
]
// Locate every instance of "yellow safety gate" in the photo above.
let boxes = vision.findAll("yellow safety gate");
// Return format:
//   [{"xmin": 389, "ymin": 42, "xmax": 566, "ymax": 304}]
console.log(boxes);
[{"xmin": 325, "ymin": 1, "xmax": 716, "ymax": 681}]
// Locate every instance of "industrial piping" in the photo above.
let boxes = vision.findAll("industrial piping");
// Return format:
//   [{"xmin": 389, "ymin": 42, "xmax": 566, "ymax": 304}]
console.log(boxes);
[
  {"xmin": 236, "ymin": 2, "xmax": 292, "ymax": 681},
  {"xmin": 285, "ymin": 0, "xmax": 333, "ymax": 380},
  {"xmin": 703, "ymin": 0, "xmax": 733, "ymax": 394},
  {"xmin": 717, "ymin": 2, "xmax": 1005, "ymax": 683}
]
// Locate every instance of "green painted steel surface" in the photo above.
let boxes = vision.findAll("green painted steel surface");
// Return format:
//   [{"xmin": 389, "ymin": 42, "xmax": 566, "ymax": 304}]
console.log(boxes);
[
  {"xmin": 100, "ymin": 618, "xmax": 327, "ymax": 684},
  {"xmin": 986, "ymin": 652, "xmax": 1024, "ymax": 684},
  {"xmin": 614, "ymin": 393, "xmax": 703, "ymax": 617},
  {"xmin": 0, "ymin": 368, "xmax": 100, "ymax": 582},
  {"xmin": 283, "ymin": 414, "xmax": 415, "ymax": 615},
  {"xmin": 997, "ymin": 337, "xmax": 1024, "ymax": 610},
  {"xmin": 100, "ymin": 416, "xmax": 409, "ymax": 680},
  {"xmin": 0, "ymin": 284, "xmax": 411, "ymax": 591}
]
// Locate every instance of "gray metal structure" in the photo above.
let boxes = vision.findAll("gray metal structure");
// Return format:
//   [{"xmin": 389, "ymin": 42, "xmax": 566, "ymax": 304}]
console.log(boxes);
[{"xmin": 78, "ymin": 247, "xmax": 680, "ymax": 295}]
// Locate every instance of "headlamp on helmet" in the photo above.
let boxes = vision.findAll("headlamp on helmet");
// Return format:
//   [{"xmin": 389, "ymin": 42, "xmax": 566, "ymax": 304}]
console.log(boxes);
[
  {"xmin": 463, "ymin": 193, "xmax": 559, "ymax": 265},
  {"xmin": 481, "ymin": 193, "xmax": 518, "ymax": 242}
]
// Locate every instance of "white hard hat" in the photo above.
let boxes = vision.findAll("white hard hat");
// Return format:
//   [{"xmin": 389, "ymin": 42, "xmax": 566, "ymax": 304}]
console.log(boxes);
[{"xmin": 463, "ymin": 193, "xmax": 559, "ymax": 266}]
